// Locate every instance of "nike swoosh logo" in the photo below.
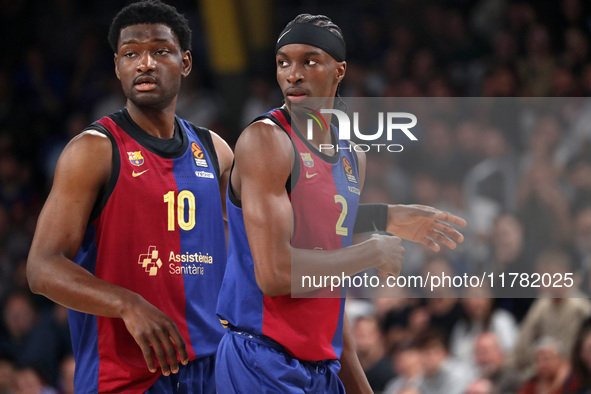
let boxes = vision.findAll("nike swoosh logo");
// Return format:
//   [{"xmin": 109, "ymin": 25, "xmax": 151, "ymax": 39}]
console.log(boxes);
[
  {"xmin": 277, "ymin": 29, "xmax": 291, "ymax": 43},
  {"xmin": 306, "ymin": 172, "xmax": 318, "ymax": 179},
  {"xmin": 132, "ymin": 169, "xmax": 149, "ymax": 177}
]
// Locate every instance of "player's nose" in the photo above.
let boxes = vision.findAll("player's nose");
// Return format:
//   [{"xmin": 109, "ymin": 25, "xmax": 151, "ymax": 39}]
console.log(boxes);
[
  {"xmin": 286, "ymin": 64, "xmax": 304, "ymax": 84},
  {"xmin": 136, "ymin": 51, "xmax": 156, "ymax": 73}
]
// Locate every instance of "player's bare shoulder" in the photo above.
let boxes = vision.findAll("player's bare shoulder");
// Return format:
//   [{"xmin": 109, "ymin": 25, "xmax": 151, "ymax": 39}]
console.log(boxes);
[
  {"xmin": 231, "ymin": 117, "xmax": 295, "ymax": 198},
  {"xmin": 208, "ymin": 130, "xmax": 234, "ymax": 175},
  {"xmin": 236, "ymin": 118, "xmax": 293, "ymax": 161},
  {"xmin": 55, "ymin": 128, "xmax": 113, "ymax": 187}
]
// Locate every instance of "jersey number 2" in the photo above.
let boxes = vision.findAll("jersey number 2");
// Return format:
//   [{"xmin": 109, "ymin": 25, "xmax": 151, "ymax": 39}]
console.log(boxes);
[{"xmin": 334, "ymin": 194, "xmax": 348, "ymax": 236}]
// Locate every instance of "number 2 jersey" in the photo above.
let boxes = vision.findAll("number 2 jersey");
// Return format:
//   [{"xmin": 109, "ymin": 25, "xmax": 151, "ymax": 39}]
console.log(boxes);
[
  {"xmin": 216, "ymin": 108, "xmax": 360, "ymax": 361},
  {"xmin": 69, "ymin": 108, "xmax": 227, "ymax": 393}
]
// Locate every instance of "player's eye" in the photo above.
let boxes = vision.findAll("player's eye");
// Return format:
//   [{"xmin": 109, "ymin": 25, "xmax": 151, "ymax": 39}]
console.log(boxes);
[
  {"xmin": 305, "ymin": 59, "xmax": 318, "ymax": 66},
  {"xmin": 277, "ymin": 59, "xmax": 289, "ymax": 67},
  {"xmin": 155, "ymin": 49, "xmax": 170, "ymax": 56}
]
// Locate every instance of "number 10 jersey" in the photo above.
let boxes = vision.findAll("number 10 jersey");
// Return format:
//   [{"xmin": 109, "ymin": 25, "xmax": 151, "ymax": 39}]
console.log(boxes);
[{"xmin": 69, "ymin": 108, "xmax": 227, "ymax": 393}]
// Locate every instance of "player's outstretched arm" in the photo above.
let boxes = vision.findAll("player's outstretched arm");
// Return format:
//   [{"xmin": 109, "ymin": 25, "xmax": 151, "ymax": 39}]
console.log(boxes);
[
  {"xmin": 352, "ymin": 146, "xmax": 466, "ymax": 252},
  {"xmin": 26, "ymin": 131, "xmax": 188, "ymax": 376},
  {"xmin": 385, "ymin": 204, "xmax": 466, "ymax": 252},
  {"xmin": 234, "ymin": 121, "xmax": 405, "ymax": 297},
  {"xmin": 210, "ymin": 130, "xmax": 234, "ymax": 221}
]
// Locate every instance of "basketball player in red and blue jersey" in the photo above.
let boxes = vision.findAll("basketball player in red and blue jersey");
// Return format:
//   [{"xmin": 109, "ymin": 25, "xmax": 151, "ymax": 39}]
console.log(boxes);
[
  {"xmin": 26, "ymin": 1, "xmax": 233, "ymax": 393},
  {"xmin": 216, "ymin": 14, "xmax": 466, "ymax": 393}
]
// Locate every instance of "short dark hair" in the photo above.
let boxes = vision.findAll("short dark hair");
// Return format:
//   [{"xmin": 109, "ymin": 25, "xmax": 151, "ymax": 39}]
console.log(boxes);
[
  {"xmin": 285, "ymin": 14, "xmax": 344, "ymax": 42},
  {"xmin": 108, "ymin": 0, "xmax": 192, "ymax": 52}
]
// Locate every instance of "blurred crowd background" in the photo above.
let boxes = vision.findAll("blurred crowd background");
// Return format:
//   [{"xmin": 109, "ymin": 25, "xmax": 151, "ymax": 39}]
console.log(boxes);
[{"xmin": 1, "ymin": 0, "xmax": 591, "ymax": 392}]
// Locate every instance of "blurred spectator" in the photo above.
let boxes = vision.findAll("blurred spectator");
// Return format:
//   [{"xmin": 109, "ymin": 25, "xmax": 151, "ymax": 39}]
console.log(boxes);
[
  {"xmin": 449, "ymin": 286, "xmax": 518, "ymax": 364},
  {"xmin": 582, "ymin": 64, "xmax": 591, "ymax": 96},
  {"xmin": 480, "ymin": 213, "xmax": 534, "ymax": 325},
  {"xmin": 91, "ymin": 77, "xmax": 125, "ymax": 120},
  {"xmin": 384, "ymin": 344, "xmax": 423, "ymax": 394},
  {"xmin": 562, "ymin": 27, "xmax": 589, "ymax": 74},
  {"xmin": 464, "ymin": 378, "xmax": 494, "ymax": 394},
  {"xmin": 473, "ymin": 332, "xmax": 522, "ymax": 394},
  {"xmin": 511, "ymin": 249, "xmax": 591, "ymax": 377},
  {"xmin": 240, "ymin": 77, "xmax": 280, "ymax": 128},
  {"xmin": 420, "ymin": 257, "xmax": 463, "ymax": 341},
  {"xmin": 57, "ymin": 355, "xmax": 74, "ymax": 394},
  {"xmin": 14, "ymin": 366, "xmax": 57, "ymax": 394},
  {"xmin": 517, "ymin": 160, "xmax": 571, "ymax": 249},
  {"xmin": 573, "ymin": 207, "xmax": 591, "ymax": 293},
  {"xmin": 551, "ymin": 67, "xmax": 580, "ymax": 96},
  {"xmin": 353, "ymin": 315, "xmax": 396, "ymax": 393},
  {"xmin": 487, "ymin": 214, "xmax": 533, "ymax": 277},
  {"xmin": 378, "ymin": 289, "xmax": 418, "ymax": 352},
  {"xmin": 175, "ymin": 71, "xmax": 223, "ymax": 130},
  {"xmin": 564, "ymin": 318, "xmax": 591, "ymax": 393},
  {"xmin": 414, "ymin": 119, "xmax": 459, "ymax": 182},
  {"xmin": 0, "ymin": 293, "xmax": 66, "ymax": 385},
  {"xmin": 566, "ymin": 153, "xmax": 591, "ymax": 213},
  {"xmin": 517, "ymin": 337, "xmax": 570, "ymax": 394},
  {"xmin": 518, "ymin": 25, "xmax": 556, "ymax": 96},
  {"xmin": 0, "ymin": 351, "xmax": 15, "ymax": 394},
  {"xmin": 481, "ymin": 66, "xmax": 519, "ymax": 97},
  {"xmin": 41, "ymin": 112, "xmax": 87, "ymax": 187},
  {"xmin": 415, "ymin": 328, "xmax": 475, "ymax": 394},
  {"xmin": 520, "ymin": 114, "xmax": 563, "ymax": 171}
]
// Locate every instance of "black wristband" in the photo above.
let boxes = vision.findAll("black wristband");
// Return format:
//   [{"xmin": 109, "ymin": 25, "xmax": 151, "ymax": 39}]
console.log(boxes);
[{"xmin": 353, "ymin": 203, "xmax": 388, "ymax": 234}]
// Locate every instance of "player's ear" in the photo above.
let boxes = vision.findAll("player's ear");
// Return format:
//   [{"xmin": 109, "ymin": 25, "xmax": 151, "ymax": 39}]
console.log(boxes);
[
  {"xmin": 114, "ymin": 54, "xmax": 121, "ymax": 80},
  {"xmin": 181, "ymin": 50, "xmax": 192, "ymax": 78},
  {"xmin": 335, "ymin": 61, "xmax": 346, "ymax": 83}
]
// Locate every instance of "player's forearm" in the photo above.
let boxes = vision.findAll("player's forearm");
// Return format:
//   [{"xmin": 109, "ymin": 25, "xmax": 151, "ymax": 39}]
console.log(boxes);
[
  {"xmin": 293, "ymin": 237, "xmax": 384, "ymax": 278},
  {"xmin": 27, "ymin": 255, "xmax": 141, "ymax": 319},
  {"xmin": 262, "ymin": 235, "xmax": 399, "ymax": 296}
]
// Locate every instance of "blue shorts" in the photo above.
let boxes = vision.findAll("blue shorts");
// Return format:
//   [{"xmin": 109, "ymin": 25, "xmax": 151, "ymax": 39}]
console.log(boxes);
[
  {"xmin": 145, "ymin": 353, "xmax": 216, "ymax": 394},
  {"xmin": 216, "ymin": 329, "xmax": 345, "ymax": 394}
]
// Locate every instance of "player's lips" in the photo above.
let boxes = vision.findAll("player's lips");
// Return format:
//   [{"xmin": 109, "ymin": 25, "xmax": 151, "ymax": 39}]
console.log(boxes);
[
  {"xmin": 134, "ymin": 75, "xmax": 158, "ymax": 91},
  {"xmin": 286, "ymin": 89, "xmax": 309, "ymax": 104}
]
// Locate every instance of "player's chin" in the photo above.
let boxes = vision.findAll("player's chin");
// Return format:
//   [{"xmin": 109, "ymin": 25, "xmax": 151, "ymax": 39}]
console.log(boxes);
[{"xmin": 129, "ymin": 93, "xmax": 168, "ymax": 108}]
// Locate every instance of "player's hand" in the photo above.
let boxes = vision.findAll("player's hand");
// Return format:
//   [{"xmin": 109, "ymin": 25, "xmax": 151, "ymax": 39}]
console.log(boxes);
[
  {"xmin": 386, "ymin": 204, "xmax": 466, "ymax": 252},
  {"xmin": 368, "ymin": 233, "xmax": 405, "ymax": 277},
  {"xmin": 119, "ymin": 295, "xmax": 189, "ymax": 375}
]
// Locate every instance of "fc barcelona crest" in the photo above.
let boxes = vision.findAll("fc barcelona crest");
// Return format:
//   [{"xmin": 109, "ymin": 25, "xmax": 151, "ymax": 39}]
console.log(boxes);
[
  {"xmin": 127, "ymin": 151, "xmax": 144, "ymax": 166},
  {"xmin": 300, "ymin": 153, "xmax": 314, "ymax": 168}
]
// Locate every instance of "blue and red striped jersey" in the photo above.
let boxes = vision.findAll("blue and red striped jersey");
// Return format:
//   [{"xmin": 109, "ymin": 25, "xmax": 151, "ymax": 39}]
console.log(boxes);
[
  {"xmin": 69, "ymin": 109, "xmax": 227, "ymax": 393},
  {"xmin": 217, "ymin": 108, "xmax": 360, "ymax": 361}
]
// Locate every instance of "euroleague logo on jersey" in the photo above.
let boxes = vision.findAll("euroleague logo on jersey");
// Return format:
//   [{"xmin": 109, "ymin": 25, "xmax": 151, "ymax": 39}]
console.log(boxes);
[
  {"xmin": 191, "ymin": 142, "xmax": 208, "ymax": 168},
  {"xmin": 342, "ymin": 157, "xmax": 357, "ymax": 184}
]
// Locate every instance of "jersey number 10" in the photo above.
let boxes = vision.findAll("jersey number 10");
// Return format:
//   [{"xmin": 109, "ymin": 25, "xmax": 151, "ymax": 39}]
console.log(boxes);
[{"xmin": 163, "ymin": 190, "xmax": 196, "ymax": 231}]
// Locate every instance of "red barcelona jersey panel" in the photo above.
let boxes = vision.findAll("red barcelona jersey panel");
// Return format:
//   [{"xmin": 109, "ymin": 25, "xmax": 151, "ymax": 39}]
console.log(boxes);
[
  {"xmin": 217, "ymin": 108, "xmax": 360, "ymax": 361},
  {"xmin": 69, "ymin": 109, "xmax": 226, "ymax": 393}
]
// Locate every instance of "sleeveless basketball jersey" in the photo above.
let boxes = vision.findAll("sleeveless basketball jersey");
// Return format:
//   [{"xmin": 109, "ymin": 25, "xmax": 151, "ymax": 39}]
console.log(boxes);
[
  {"xmin": 217, "ymin": 108, "xmax": 360, "ymax": 361},
  {"xmin": 69, "ymin": 109, "xmax": 227, "ymax": 393}
]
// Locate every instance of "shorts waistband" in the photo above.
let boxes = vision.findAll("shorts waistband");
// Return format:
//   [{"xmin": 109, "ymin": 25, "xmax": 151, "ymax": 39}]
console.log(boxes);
[
  {"xmin": 227, "ymin": 327, "xmax": 336, "ymax": 369},
  {"xmin": 228, "ymin": 327, "xmax": 288, "ymax": 354}
]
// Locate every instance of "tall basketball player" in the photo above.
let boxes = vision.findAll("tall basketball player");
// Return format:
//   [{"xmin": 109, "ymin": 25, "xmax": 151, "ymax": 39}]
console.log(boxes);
[
  {"xmin": 26, "ymin": 1, "xmax": 232, "ymax": 393},
  {"xmin": 215, "ymin": 14, "xmax": 466, "ymax": 393}
]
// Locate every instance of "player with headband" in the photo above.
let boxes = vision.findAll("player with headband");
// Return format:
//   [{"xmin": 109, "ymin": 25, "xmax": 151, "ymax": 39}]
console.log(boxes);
[{"xmin": 215, "ymin": 14, "xmax": 466, "ymax": 393}]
